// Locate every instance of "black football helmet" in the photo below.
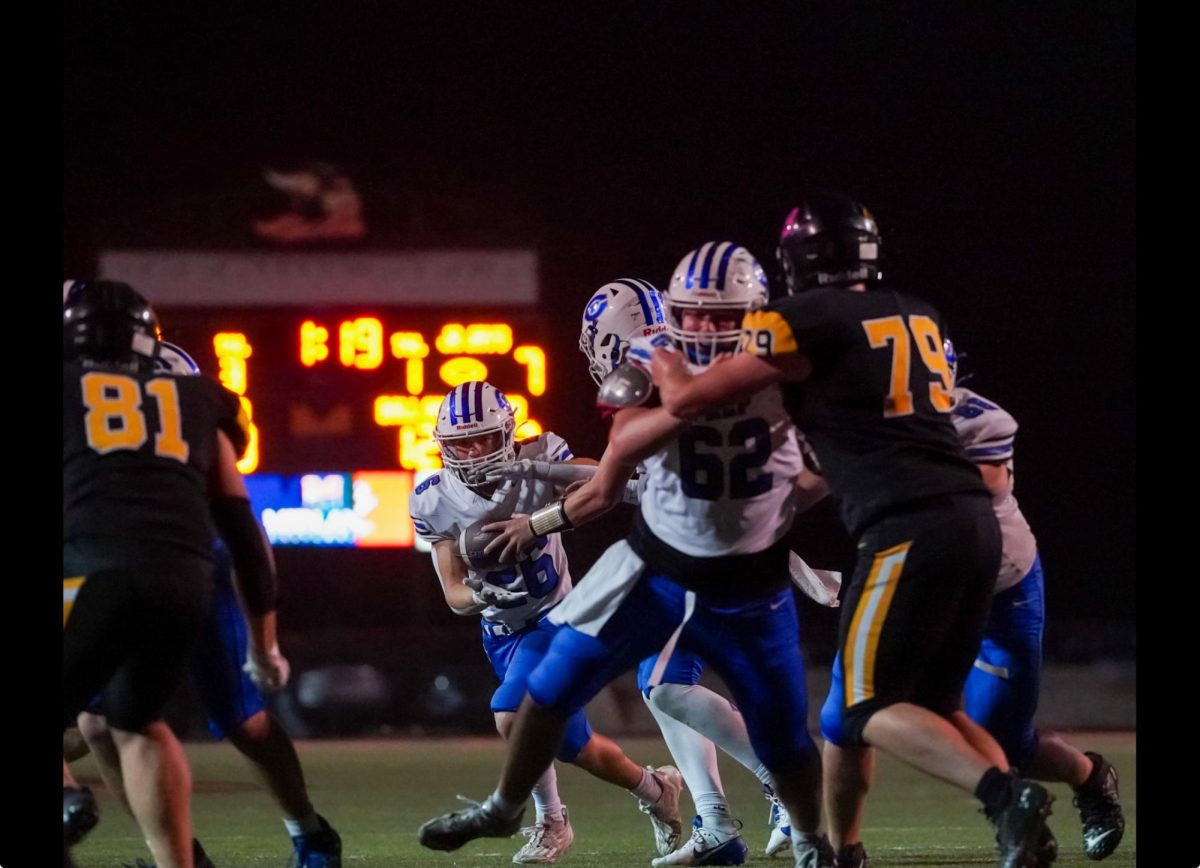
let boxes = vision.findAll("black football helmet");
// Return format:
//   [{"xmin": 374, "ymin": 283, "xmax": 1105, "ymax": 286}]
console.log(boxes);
[
  {"xmin": 63, "ymin": 279, "xmax": 161, "ymax": 369},
  {"xmin": 776, "ymin": 193, "xmax": 882, "ymax": 294}
]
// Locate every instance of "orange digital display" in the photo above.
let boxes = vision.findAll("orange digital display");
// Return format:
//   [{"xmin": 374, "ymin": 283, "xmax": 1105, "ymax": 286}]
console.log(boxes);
[{"xmin": 158, "ymin": 308, "xmax": 556, "ymax": 479}]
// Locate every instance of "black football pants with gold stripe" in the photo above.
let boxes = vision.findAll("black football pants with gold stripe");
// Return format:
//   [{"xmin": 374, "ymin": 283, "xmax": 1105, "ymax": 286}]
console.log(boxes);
[{"xmin": 819, "ymin": 491, "xmax": 1001, "ymax": 747}]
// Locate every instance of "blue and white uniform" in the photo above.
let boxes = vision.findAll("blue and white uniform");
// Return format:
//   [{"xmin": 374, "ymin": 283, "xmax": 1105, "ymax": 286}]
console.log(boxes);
[
  {"xmin": 530, "ymin": 337, "xmax": 818, "ymax": 776},
  {"xmin": 408, "ymin": 432, "xmax": 594, "ymax": 760},
  {"xmin": 953, "ymin": 386, "xmax": 1044, "ymax": 770}
]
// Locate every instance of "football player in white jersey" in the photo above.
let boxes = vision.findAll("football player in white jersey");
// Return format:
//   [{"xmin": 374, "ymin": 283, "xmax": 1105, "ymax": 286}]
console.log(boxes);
[
  {"xmin": 418, "ymin": 245, "xmax": 836, "ymax": 868},
  {"xmin": 579, "ymin": 277, "xmax": 797, "ymax": 863},
  {"xmin": 409, "ymin": 380, "xmax": 683, "ymax": 864},
  {"xmin": 948, "ymin": 342, "xmax": 1124, "ymax": 861}
]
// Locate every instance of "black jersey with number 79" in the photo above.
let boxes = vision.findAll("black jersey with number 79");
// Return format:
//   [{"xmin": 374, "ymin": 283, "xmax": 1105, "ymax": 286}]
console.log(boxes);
[{"xmin": 743, "ymin": 287, "xmax": 985, "ymax": 536}]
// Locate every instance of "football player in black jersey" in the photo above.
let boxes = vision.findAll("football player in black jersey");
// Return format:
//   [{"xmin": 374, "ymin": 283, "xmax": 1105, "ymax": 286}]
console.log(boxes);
[
  {"xmin": 63, "ymin": 280, "xmax": 283, "ymax": 868},
  {"xmin": 651, "ymin": 196, "xmax": 1055, "ymax": 868}
]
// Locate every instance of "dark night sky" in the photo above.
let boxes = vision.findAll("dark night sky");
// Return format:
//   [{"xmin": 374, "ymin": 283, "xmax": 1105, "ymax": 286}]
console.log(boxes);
[{"xmin": 63, "ymin": 4, "xmax": 1135, "ymax": 624}]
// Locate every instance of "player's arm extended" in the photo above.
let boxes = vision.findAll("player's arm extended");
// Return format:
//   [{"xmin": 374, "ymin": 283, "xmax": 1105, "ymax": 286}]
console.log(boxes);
[
  {"xmin": 208, "ymin": 429, "xmax": 288, "ymax": 690},
  {"xmin": 651, "ymin": 349, "xmax": 811, "ymax": 418},
  {"xmin": 431, "ymin": 539, "xmax": 487, "ymax": 616},
  {"xmin": 975, "ymin": 461, "xmax": 1010, "ymax": 497},
  {"xmin": 793, "ymin": 466, "xmax": 831, "ymax": 514},
  {"xmin": 481, "ymin": 437, "xmax": 642, "ymax": 564}
]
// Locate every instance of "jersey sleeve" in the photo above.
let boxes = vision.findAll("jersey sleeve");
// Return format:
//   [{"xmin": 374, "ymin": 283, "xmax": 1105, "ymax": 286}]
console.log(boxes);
[
  {"xmin": 408, "ymin": 474, "xmax": 453, "ymax": 544},
  {"xmin": 952, "ymin": 391, "xmax": 1018, "ymax": 463},
  {"xmin": 517, "ymin": 431, "xmax": 574, "ymax": 463},
  {"xmin": 743, "ymin": 305, "xmax": 800, "ymax": 357},
  {"xmin": 206, "ymin": 378, "xmax": 251, "ymax": 460}
]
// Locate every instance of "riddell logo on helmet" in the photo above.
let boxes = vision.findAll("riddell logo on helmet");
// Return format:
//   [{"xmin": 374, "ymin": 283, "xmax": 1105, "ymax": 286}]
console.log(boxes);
[
  {"xmin": 643, "ymin": 325, "xmax": 667, "ymax": 336},
  {"xmin": 454, "ymin": 422, "xmax": 480, "ymax": 430}
]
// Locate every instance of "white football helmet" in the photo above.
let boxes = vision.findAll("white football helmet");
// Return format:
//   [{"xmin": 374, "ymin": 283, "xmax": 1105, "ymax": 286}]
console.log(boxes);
[
  {"xmin": 667, "ymin": 242, "xmax": 769, "ymax": 366},
  {"xmin": 579, "ymin": 278, "xmax": 668, "ymax": 384},
  {"xmin": 153, "ymin": 341, "xmax": 200, "ymax": 375},
  {"xmin": 433, "ymin": 380, "xmax": 517, "ymax": 486}
]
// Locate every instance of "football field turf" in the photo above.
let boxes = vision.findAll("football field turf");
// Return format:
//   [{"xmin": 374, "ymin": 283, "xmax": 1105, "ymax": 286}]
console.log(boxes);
[{"xmin": 70, "ymin": 732, "xmax": 1135, "ymax": 867}]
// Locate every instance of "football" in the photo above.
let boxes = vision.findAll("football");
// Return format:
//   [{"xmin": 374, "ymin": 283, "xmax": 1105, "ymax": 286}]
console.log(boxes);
[{"xmin": 458, "ymin": 519, "xmax": 505, "ymax": 572}]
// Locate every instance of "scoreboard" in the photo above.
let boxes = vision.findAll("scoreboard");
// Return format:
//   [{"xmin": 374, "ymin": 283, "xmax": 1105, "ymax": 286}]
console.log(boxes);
[{"xmin": 158, "ymin": 306, "xmax": 558, "ymax": 547}]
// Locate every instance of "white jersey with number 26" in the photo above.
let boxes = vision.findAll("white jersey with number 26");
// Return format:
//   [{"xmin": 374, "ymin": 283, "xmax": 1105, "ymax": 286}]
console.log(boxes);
[{"xmin": 408, "ymin": 433, "xmax": 574, "ymax": 629}]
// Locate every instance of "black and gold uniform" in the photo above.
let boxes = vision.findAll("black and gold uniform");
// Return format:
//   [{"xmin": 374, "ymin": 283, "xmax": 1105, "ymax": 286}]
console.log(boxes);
[
  {"xmin": 747, "ymin": 280, "xmax": 1001, "ymax": 745},
  {"xmin": 63, "ymin": 280, "xmax": 248, "ymax": 732}
]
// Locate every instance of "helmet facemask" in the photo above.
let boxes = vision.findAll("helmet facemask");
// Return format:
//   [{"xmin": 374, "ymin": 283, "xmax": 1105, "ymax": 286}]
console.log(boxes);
[
  {"xmin": 433, "ymin": 382, "xmax": 518, "ymax": 487},
  {"xmin": 666, "ymin": 243, "xmax": 768, "ymax": 367},
  {"xmin": 665, "ymin": 302, "xmax": 752, "ymax": 367}
]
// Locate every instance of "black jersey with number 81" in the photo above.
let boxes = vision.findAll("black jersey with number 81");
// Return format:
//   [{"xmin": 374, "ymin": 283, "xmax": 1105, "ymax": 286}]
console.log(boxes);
[{"xmin": 63, "ymin": 363, "xmax": 248, "ymax": 562}]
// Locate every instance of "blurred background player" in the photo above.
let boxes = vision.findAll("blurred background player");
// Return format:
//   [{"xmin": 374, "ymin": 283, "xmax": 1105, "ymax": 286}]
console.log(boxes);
[
  {"xmin": 409, "ymin": 380, "xmax": 683, "ymax": 863},
  {"xmin": 651, "ymin": 195, "xmax": 1056, "ymax": 868},
  {"xmin": 71, "ymin": 341, "xmax": 342, "ymax": 868},
  {"xmin": 947, "ymin": 339, "xmax": 1124, "ymax": 862},
  {"xmin": 64, "ymin": 280, "xmax": 278, "ymax": 868},
  {"xmin": 421, "ymin": 244, "xmax": 836, "ymax": 868}
]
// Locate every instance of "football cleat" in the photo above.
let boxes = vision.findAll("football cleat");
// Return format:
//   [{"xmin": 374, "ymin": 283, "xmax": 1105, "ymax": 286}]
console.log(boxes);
[
  {"xmin": 418, "ymin": 795, "xmax": 524, "ymax": 852},
  {"xmin": 790, "ymin": 831, "xmax": 835, "ymax": 868},
  {"xmin": 63, "ymin": 785, "xmax": 99, "ymax": 846},
  {"xmin": 637, "ymin": 765, "xmax": 685, "ymax": 856},
  {"xmin": 1074, "ymin": 752, "xmax": 1124, "ymax": 860},
  {"xmin": 512, "ymin": 807, "xmax": 575, "ymax": 864},
  {"xmin": 288, "ymin": 814, "xmax": 342, "ymax": 867},
  {"xmin": 986, "ymin": 776, "xmax": 1056, "ymax": 868},
  {"xmin": 833, "ymin": 841, "xmax": 869, "ymax": 868},
  {"xmin": 652, "ymin": 815, "xmax": 748, "ymax": 866},
  {"xmin": 762, "ymin": 783, "xmax": 792, "ymax": 857}
]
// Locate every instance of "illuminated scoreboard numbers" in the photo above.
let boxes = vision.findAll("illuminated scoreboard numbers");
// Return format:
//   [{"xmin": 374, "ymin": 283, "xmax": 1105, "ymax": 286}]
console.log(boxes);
[
  {"xmin": 300, "ymin": 320, "xmax": 330, "ymax": 366},
  {"xmin": 514, "ymin": 345, "xmax": 546, "ymax": 396},
  {"xmin": 390, "ymin": 332, "xmax": 430, "ymax": 393},
  {"xmin": 339, "ymin": 317, "xmax": 384, "ymax": 370},
  {"xmin": 213, "ymin": 332, "xmax": 260, "ymax": 473},
  {"xmin": 289, "ymin": 318, "xmax": 549, "ymax": 472},
  {"xmin": 435, "ymin": 323, "xmax": 513, "ymax": 355}
]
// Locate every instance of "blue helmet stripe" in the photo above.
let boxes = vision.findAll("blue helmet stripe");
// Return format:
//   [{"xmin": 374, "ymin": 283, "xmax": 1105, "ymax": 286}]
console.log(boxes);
[
  {"xmin": 685, "ymin": 246, "xmax": 702, "ymax": 289},
  {"xmin": 615, "ymin": 278, "xmax": 654, "ymax": 325},
  {"xmin": 449, "ymin": 387, "xmax": 459, "ymax": 424},
  {"xmin": 474, "ymin": 381, "xmax": 484, "ymax": 424},
  {"xmin": 634, "ymin": 279, "xmax": 666, "ymax": 323},
  {"xmin": 715, "ymin": 243, "xmax": 737, "ymax": 289},
  {"xmin": 460, "ymin": 383, "xmax": 473, "ymax": 422},
  {"xmin": 699, "ymin": 242, "xmax": 721, "ymax": 288}
]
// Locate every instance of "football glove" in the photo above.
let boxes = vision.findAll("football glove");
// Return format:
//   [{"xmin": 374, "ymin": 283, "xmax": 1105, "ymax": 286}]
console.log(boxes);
[
  {"xmin": 788, "ymin": 552, "xmax": 841, "ymax": 607},
  {"xmin": 243, "ymin": 643, "xmax": 291, "ymax": 692},
  {"xmin": 483, "ymin": 459, "xmax": 598, "ymax": 486},
  {"xmin": 464, "ymin": 573, "xmax": 528, "ymax": 609}
]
